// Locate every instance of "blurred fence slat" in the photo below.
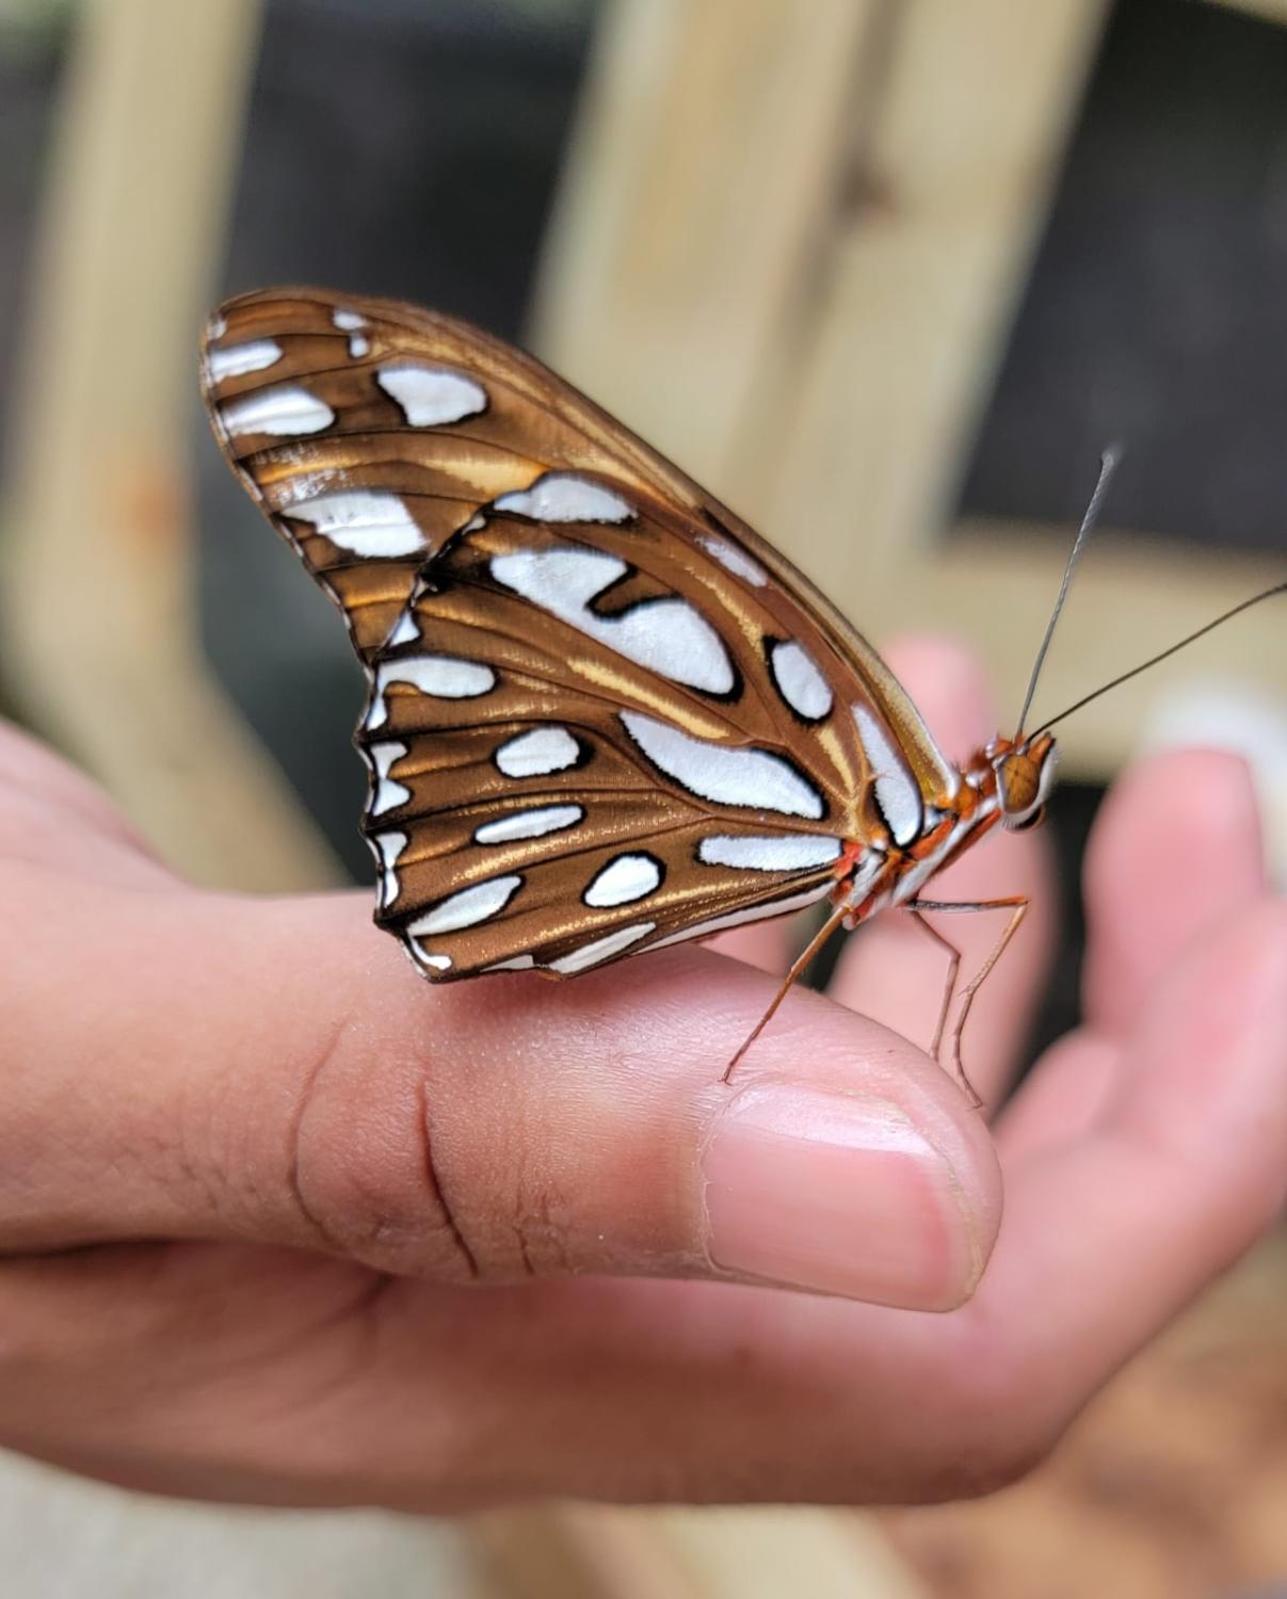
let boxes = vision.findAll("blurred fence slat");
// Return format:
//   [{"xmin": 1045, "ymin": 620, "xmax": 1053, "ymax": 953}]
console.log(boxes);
[
  {"xmin": 749, "ymin": 0, "xmax": 1109, "ymax": 572},
  {"xmin": 0, "ymin": 0, "xmax": 340, "ymax": 890},
  {"xmin": 479, "ymin": 1504, "xmax": 930, "ymax": 1599},
  {"xmin": 534, "ymin": 0, "xmax": 878, "ymax": 490}
]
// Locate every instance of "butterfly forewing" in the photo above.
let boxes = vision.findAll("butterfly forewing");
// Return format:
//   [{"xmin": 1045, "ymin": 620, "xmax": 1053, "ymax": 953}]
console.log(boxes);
[
  {"xmin": 202, "ymin": 288, "xmax": 958, "ymax": 979},
  {"xmin": 205, "ymin": 287, "xmax": 716, "ymax": 658}
]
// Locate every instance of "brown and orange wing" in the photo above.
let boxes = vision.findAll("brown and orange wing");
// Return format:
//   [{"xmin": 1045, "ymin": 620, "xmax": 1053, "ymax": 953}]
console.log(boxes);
[
  {"xmin": 201, "ymin": 288, "xmax": 955, "ymax": 979},
  {"xmin": 204, "ymin": 286, "xmax": 734, "ymax": 661}
]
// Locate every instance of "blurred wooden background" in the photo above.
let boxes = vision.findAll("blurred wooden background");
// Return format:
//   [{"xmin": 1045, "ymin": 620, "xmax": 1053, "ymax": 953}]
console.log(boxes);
[
  {"xmin": 0, "ymin": 0, "xmax": 1282, "ymax": 1594},
  {"xmin": 535, "ymin": 0, "xmax": 1283, "ymax": 783}
]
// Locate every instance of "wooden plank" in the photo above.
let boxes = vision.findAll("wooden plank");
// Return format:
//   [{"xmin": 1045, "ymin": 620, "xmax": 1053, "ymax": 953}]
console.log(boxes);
[
  {"xmin": 533, "ymin": 0, "xmax": 877, "ymax": 492},
  {"xmin": 652, "ymin": 1507, "xmax": 928, "ymax": 1599},
  {"xmin": 478, "ymin": 1506, "xmax": 699, "ymax": 1599},
  {"xmin": 0, "ymin": 0, "xmax": 340, "ymax": 890},
  {"xmin": 479, "ymin": 1505, "xmax": 928, "ymax": 1599},
  {"xmin": 746, "ymin": 0, "xmax": 1108, "ymax": 577}
]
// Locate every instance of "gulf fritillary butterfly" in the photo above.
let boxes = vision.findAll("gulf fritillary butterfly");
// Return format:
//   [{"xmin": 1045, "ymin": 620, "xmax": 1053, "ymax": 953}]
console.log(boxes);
[{"xmin": 200, "ymin": 288, "xmax": 1281, "ymax": 1088}]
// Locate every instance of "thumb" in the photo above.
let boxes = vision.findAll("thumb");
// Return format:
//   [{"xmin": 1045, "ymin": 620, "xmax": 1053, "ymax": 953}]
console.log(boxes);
[{"xmin": 2, "ymin": 886, "xmax": 1000, "ymax": 1309}]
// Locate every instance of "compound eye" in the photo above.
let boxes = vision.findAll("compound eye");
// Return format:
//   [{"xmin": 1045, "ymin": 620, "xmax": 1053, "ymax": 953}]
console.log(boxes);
[{"xmin": 1008, "ymin": 804, "xmax": 1046, "ymax": 833}]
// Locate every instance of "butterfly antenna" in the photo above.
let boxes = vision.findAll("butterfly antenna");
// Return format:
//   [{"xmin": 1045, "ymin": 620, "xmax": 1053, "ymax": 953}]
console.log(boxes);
[
  {"xmin": 1014, "ymin": 445, "xmax": 1122, "ymax": 737},
  {"xmin": 722, "ymin": 902, "xmax": 850, "ymax": 1084},
  {"xmin": 1031, "ymin": 580, "xmax": 1286, "ymax": 736}
]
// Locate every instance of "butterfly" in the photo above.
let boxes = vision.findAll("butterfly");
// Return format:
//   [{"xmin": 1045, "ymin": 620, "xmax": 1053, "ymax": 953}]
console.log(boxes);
[{"xmin": 201, "ymin": 287, "xmax": 1216, "ymax": 1088}]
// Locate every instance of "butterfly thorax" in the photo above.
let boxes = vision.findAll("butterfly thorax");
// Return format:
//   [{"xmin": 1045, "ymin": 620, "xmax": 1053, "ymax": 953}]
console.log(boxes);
[{"xmin": 835, "ymin": 730, "xmax": 1058, "ymax": 926}]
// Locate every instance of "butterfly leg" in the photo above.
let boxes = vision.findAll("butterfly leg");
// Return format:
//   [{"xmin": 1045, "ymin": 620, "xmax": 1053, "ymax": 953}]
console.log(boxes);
[
  {"xmin": 903, "ymin": 896, "xmax": 1030, "ymax": 1107},
  {"xmin": 905, "ymin": 908, "xmax": 962, "ymax": 1063},
  {"xmin": 721, "ymin": 902, "xmax": 850, "ymax": 1084}
]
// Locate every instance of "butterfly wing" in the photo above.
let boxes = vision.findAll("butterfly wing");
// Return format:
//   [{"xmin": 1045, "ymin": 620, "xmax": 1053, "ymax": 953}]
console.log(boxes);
[
  {"xmin": 204, "ymin": 286, "xmax": 739, "ymax": 660},
  {"xmin": 202, "ymin": 288, "xmax": 958, "ymax": 978}
]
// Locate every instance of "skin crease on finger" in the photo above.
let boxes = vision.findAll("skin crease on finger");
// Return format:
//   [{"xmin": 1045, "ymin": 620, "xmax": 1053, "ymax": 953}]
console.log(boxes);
[{"xmin": 0, "ymin": 713, "xmax": 1283, "ymax": 1507}]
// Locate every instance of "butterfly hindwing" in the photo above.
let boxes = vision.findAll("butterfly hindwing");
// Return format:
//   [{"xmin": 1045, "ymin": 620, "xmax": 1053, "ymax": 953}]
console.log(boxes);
[
  {"xmin": 358, "ymin": 491, "xmax": 879, "ymax": 976},
  {"xmin": 371, "ymin": 762, "xmax": 838, "ymax": 979}
]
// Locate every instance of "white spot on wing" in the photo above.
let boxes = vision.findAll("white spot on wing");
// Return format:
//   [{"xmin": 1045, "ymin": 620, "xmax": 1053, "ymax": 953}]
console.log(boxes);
[
  {"xmin": 620, "ymin": 711, "xmax": 824, "ymax": 820},
  {"xmin": 373, "ymin": 830, "xmax": 408, "ymax": 910},
  {"xmin": 495, "ymin": 726, "xmax": 580, "ymax": 778},
  {"xmin": 417, "ymin": 952, "xmax": 452, "ymax": 971},
  {"xmin": 853, "ymin": 704, "xmax": 923, "ymax": 846},
  {"xmin": 550, "ymin": 921, "xmax": 655, "ymax": 973},
  {"xmin": 699, "ymin": 535, "xmax": 767, "ymax": 586},
  {"xmin": 474, "ymin": 805, "xmax": 584, "ymax": 844},
  {"xmin": 584, "ymin": 854, "xmax": 661, "ymax": 907},
  {"xmin": 387, "ymin": 611, "xmax": 421, "ymax": 646},
  {"xmin": 698, "ymin": 835, "xmax": 841, "ymax": 871},
  {"xmin": 271, "ymin": 471, "xmax": 342, "ymax": 510},
  {"xmin": 486, "ymin": 954, "xmax": 535, "ymax": 971},
  {"xmin": 491, "ymin": 545, "xmax": 734, "ymax": 695},
  {"xmin": 649, "ymin": 883, "xmax": 830, "ymax": 950},
  {"xmin": 377, "ymin": 361, "xmax": 486, "ymax": 426},
  {"xmin": 288, "ymin": 490, "xmax": 425, "ymax": 558},
  {"xmin": 369, "ymin": 741, "xmax": 411, "ymax": 816},
  {"xmin": 207, "ymin": 338, "xmax": 283, "ymax": 382},
  {"xmin": 367, "ymin": 656, "xmax": 496, "ymax": 729},
  {"xmin": 494, "ymin": 474, "xmax": 633, "ymax": 524},
  {"xmin": 408, "ymin": 874, "xmax": 522, "ymax": 935},
  {"xmin": 770, "ymin": 641, "xmax": 833, "ymax": 720},
  {"xmin": 332, "ymin": 309, "xmax": 369, "ymax": 358},
  {"xmin": 221, "ymin": 385, "xmax": 334, "ymax": 438}
]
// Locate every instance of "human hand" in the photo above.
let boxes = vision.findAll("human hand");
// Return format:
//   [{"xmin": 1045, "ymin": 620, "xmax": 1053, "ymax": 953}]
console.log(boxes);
[{"xmin": 0, "ymin": 639, "xmax": 1281, "ymax": 1508}]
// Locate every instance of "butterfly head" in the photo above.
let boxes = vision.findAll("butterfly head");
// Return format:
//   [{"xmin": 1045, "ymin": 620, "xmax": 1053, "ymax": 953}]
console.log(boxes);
[{"xmin": 988, "ymin": 731, "xmax": 1058, "ymax": 834}]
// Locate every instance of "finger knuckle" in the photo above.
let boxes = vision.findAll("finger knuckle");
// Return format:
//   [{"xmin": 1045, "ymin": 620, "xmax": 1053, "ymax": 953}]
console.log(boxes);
[{"xmin": 287, "ymin": 1020, "xmax": 482, "ymax": 1281}]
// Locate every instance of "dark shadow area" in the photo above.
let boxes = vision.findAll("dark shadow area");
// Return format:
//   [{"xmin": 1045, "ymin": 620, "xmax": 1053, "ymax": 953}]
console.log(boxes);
[{"xmin": 958, "ymin": 0, "xmax": 1287, "ymax": 554}]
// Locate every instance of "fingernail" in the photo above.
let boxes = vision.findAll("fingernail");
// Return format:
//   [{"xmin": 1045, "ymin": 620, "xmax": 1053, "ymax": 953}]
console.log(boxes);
[{"xmin": 703, "ymin": 1086, "xmax": 980, "ymax": 1309}]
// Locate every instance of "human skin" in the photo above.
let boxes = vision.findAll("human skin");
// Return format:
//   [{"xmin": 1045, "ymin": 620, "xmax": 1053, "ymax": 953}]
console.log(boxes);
[{"xmin": 0, "ymin": 637, "xmax": 1282, "ymax": 1510}]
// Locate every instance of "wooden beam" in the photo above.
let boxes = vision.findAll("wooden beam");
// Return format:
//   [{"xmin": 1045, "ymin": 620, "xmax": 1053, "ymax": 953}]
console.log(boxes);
[
  {"xmin": 533, "ymin": 0, "xmax": 878, "ymax": 492},
  {"xmin": 478, "ymin": 1504, "xmax": 928, "ymax": 1599},
  {"xmin": 0, "ymin": 0, "xmax": 341, "ymax": 890}
]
